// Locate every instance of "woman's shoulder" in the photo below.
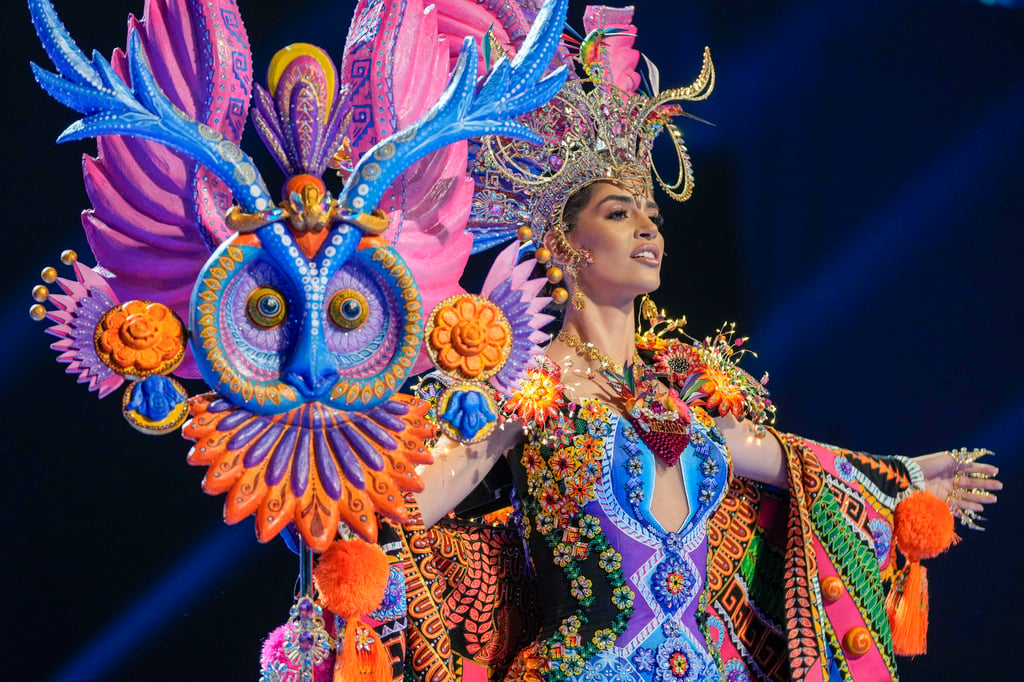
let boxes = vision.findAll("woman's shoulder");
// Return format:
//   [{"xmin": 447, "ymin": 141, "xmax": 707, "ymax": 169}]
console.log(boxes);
[{"xmin": 638, "ymin": 320, "xmax": 776, "ymax": 437}]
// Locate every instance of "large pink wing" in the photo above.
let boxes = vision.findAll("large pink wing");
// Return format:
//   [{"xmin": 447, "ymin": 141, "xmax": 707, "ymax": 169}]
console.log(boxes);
[
  {"xmin": 81, "ymin": 0, "xmax": 251, "ymax": 378},
  {"xmin": 341, "ymin": 0, "xmax": 536, "ymax": 373}
]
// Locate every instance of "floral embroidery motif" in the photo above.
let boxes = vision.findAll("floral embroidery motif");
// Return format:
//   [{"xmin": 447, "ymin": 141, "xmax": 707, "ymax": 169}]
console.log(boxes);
[
  {"xmin": 652, "ymin": 555, "xmax": 698, "ymax": 612},
  {"xmin": 835, "ymin": 455, "xmax": 855, "ymax": 481},
  {"xmin": 517, "ymin": 398, "xmax": 635, "ymax": 681},
  {"xmin": 869, "ymin": 517, "xmax": 892, "ymax": 563},
  {"xmin": 655, "ymin": 636, "xmax": 708, "ymax": 681},
  {"xmin": 633, "ymin": 646, "xmax": 656, "ymax": 672}
]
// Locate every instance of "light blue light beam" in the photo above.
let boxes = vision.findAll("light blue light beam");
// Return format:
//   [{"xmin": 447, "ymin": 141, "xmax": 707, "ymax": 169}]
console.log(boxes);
[
  {"xmin": 48, "ymin": 523, "xmax": 258, "ymax": 682},
  {"xmin": 751, "ymin": 82, "xmax": 1024, "ymax": 379}
]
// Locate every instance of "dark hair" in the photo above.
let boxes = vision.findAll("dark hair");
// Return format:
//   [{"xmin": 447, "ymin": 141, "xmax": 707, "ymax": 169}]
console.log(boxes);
[{"xmin": 559, "ymin": 181, "xmax": 597, "ymax": 231}]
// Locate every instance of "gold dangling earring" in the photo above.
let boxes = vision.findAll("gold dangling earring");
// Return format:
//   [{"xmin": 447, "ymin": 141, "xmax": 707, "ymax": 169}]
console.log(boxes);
[
  {"xmin": 572, "ymin": 287, "xmax": 585, "ymax": 310},
  {"xmin": 565, "ymin": 261, "xmax": 584, "ymax": 310},
  {"xmin": 640, "ymin": 294, "xmax": 658, "ymax": 323}
]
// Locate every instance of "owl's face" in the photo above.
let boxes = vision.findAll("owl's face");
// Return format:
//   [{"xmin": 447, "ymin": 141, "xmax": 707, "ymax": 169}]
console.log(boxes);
[{"xmin": 189, "ymin": 220, "xmax": 421, "ymax": 414}]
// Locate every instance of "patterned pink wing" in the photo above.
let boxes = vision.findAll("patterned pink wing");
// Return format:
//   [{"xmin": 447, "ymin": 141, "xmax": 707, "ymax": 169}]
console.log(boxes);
[
  {"xmin": 342, "ymin": 0, "xmax": 538, "ymax": 373},
  {"xmin": 582, "ymin": 5, "xmax": 642, "ymax": 93},
  {"xmin": 80, "ymin": 0, "xmax": 251, "ymax": 378}
]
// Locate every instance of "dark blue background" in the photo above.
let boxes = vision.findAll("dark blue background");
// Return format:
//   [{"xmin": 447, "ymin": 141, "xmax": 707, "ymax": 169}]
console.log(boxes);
[{"xmin": 4, "ymin": 0, "xmax": 1021, "ymax": 679}]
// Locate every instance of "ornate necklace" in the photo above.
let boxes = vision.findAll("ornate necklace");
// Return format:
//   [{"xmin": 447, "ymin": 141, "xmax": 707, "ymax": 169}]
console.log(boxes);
[
  {"xmin": 556, "ymin": 330, "xmax": 692, "ymax": 467},
  {"xmin": 556, "ymin": 329, "xmax": 632, "ymax": 374}
]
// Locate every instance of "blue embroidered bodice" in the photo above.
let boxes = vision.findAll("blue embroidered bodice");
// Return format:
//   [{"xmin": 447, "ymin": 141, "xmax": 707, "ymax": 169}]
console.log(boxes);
[{"xmin": 511, "ymin": 401, "xmax": 731, "ymax": 681}]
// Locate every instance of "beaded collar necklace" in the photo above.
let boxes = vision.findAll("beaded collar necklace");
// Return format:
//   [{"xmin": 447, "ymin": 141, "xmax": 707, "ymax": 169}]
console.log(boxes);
[{"xmin": 556, "ymin": 330, "xmax": 692, "ymax": 467}]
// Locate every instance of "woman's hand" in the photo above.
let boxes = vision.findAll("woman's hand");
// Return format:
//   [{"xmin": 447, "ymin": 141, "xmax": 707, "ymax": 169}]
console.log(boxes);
[{"xmin": 916, "ymin": 448, "xmax": 1001, "ymax": 529}]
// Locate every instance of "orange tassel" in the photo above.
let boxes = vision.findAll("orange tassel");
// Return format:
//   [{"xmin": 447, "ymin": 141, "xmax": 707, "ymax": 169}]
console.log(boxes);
[
  {"xmin": 886, "ymin": 491, "xmax": 954, "ymax": 656},
  {"xmin": 885, "ymin": 560, "xmax": 929, "ymax": 655},
  {"xmin": 333, "ymin": 618, "xmax": 391, "ymax": 682}
]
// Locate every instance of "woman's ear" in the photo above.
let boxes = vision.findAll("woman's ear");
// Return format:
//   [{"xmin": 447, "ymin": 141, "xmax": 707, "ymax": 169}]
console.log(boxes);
[{"xmin": 543, "ymin": 226, "xmax": 578, "ymax": 267}]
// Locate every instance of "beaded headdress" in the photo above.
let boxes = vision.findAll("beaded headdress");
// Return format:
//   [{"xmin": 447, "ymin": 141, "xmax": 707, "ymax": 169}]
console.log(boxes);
[{"xmin": 467, "ymin": 8, "xmax": 714, "ymax": 253}]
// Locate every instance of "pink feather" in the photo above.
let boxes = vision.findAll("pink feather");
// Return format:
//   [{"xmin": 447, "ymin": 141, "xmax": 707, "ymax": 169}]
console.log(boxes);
[{"xmin": 79, "ymin": 0, "xmax": 251, "ymax": 379}]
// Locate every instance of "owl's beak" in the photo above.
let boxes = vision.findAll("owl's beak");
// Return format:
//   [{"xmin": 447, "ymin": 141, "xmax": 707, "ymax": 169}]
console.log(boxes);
[
  {"xmin": 283, "ymin": 332, "xmax": 339, "ymax": 401},
  {"xmin": 285, "ymin": 365, "xmax": 338, "ymax": 401}
]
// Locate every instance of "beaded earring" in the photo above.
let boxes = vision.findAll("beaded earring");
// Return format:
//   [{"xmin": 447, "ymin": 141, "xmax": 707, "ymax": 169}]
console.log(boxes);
[{"xmin": 551, "ymin": 225, "xmax": 592, "ymax": 310}]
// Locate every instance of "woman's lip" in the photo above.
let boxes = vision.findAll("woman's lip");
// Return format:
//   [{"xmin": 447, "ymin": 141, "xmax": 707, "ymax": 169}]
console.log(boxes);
[{"xmin": 631, "ymin": 249, "xmax": 661, "ymax": 265}]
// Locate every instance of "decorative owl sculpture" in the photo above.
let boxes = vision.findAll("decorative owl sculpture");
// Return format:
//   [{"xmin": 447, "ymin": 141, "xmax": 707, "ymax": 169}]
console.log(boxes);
[{"xmin": 28, "ymin": 0, "xmax": 567, "ymax": 554}]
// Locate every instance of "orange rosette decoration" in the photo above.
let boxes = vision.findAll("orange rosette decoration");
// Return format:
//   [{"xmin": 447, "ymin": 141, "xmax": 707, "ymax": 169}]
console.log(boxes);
[
  {"xmin": 426, "ymin": 294, "xmax": 512, "ymax": 382},
  {"xmin": 503, "ymin": 360, "xmax": 565, "ymax": 427},
  {"xmin": 700, "ymin": 365, "xmax": 746, "ymax": 419},
  {"xmin": 95, "ymin": 300, "xmax": 186, "ymax": 377}
]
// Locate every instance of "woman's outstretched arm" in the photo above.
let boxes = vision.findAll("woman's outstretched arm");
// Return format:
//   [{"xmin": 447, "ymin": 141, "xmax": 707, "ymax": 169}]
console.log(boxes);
[
  {"xmin": 413, "ymin": 422, "xmax": 525, "ymax": 528},
  {"xmin": 715, "ymin": 414, "xmax": 1001, "ymax": 520}
]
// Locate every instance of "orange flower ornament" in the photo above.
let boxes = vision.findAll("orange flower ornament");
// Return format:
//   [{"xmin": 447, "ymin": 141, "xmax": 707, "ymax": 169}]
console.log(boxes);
[
  {"xmin": 95, "ymin": 300, "xmax": 186, "ymax": 377},
  {"xmin": 427, "ymin": 294, "xmax": 512, "ymax": 382}
]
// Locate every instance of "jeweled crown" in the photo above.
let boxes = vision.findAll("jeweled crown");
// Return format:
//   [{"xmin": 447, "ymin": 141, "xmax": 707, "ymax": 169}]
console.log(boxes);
[{"xmin": 467, "ymin": 19, "xmax": 714, "ymax": 252}]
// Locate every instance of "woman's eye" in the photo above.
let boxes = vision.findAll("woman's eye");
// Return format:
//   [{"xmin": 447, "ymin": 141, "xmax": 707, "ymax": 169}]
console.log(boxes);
[
  {"xmin": 607, "ymin": 208, "xmax": 629, "ymax": 220},
  {"xmin": 246, "ymin": 287, "xmax": 288, "ymax": 329},
  {"xmin": 328, "ymin": 289, "xmax": 369, "ymax": 330},
  {"xmin": 649, "ymin": 214, "xmax": 665, "ymax": 228}
]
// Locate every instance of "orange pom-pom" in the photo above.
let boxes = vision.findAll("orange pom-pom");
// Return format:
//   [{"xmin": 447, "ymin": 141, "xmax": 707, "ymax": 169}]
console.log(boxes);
[
  {"xmin": 313, "ymin": 539, "xmax": 390, "ymax": 618},
  {"xmin": 893, "ymin": 490, "xmax": 955, "ymax": 562}
]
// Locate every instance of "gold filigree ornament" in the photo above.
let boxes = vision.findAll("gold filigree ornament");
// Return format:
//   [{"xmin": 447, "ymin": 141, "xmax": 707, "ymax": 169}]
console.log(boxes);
[{"xmin": 468, "ymin": 48, "xmax": 714, "ymax": 245}]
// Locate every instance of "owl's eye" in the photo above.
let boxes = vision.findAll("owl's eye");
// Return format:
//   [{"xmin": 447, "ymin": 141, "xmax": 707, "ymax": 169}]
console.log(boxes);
[
  {"xmin": 328, "ymin": 289, "xmax": 369, "ymax": 330},
  {"xmin": 246, "ymin": 287, "xmax": 288, "ymax": 328}
]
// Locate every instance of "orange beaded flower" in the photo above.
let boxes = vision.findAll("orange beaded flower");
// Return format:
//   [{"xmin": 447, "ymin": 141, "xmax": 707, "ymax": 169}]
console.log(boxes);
[
  {"xmin": 700, "ymin": 365, "xmax": 746, "ymax": 419},
  {"xmin": 503, "ymin": 358, "xmax": 565, "ymax": 427},
  {"xmin": 95, "ymin": 300, "xmax": 186, "ymax": 377},
  {"xmin": 427, "ymin": 294, "xmax": 511, "ymax": 381}
]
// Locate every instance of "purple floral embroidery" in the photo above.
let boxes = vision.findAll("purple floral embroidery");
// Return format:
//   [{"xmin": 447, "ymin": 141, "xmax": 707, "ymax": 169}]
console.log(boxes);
[
  {"xmin": 632, "ymin": 647, "xmax": 656, "ymax": 672},
  {"xmin": 870, "ymin": 517, "xmax": 892, "ymax": 562}
]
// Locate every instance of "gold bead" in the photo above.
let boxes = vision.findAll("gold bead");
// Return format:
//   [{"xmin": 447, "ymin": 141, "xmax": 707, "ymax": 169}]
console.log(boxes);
[
  {"xmin": 820, "ymin": 576, "xmax": 844, "ymax": 603},
  {"xmin": 546, "ymin": 266, "xmax": 563, "ymax": 284},
  {"xmin": 842, "ymin": 627, "xmax": 872, "ymax": 657},
  {"xmin": 551, "ymin": 287, "xmax": 568, "ymax": 305},
  {"xmin": 60, "ymin": 249, "xmax": 78, "ymax": 265},
  {"xmin": 535, "ymin": 247, "xmax": 552, "ymax": 264},
  {"xmin": 40, "ymin": 266, "xmax": 58, "ymax": 284},
  {"xmin": 29, "ymin": 304, "xmax": 47, "ymax": 321},
  {"xmin": 31, "ymin": 285, "xmax": 50, "ymax": 303},
  {"xmin": 517, "ymin": 226, "xmax": 533, "ymax": 242}
]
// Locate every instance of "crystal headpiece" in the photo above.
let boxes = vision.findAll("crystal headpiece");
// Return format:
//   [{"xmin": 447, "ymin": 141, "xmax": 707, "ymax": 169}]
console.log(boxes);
[{"xmin": 468, "ymin": 43, "xmax": 714, "ymax": 253}]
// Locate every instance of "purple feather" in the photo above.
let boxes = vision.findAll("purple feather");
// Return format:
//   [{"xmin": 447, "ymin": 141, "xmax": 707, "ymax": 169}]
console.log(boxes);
[
  {"xmin": 290, "ymin": 428, "xmax": 312, "ymax": 497},
  {"xmin": 314, "ymin": 429, "xmax": 344, "ymax": 499}
]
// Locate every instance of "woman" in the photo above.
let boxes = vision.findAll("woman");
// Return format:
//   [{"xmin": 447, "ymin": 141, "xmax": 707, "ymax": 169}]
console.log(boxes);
[
  {"xmin": 404, "ymin": 13, "xmax": 1002, "ymax": 674},
  {"xmin": 414, "ymin": 176, "xmax": 1000, "ymax": 681}
]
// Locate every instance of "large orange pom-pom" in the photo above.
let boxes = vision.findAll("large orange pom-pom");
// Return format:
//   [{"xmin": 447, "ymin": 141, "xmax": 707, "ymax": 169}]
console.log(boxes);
[
  {"xmin": 313, "ymin": 539, "xmax": 390, "ymax": 618},
  {"xmin": 893, "ymin": 490, "xmax": 955, "ymax": 562}
]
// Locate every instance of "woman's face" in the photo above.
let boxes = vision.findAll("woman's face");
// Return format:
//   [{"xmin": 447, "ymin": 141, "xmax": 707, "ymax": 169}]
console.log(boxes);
[{"xmin": 564, "ymin": 181, "xmax": 665, "ymax": 305}]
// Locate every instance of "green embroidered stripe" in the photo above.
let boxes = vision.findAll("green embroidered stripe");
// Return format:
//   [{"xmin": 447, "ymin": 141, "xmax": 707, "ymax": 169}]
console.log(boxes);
[
  {"xmin": 811, "ymin": 486, "xmax": 896, "ymax": 673},
  {"xmin": 739, "ymin": 530, "xmax": 786, "ymax": 627}
]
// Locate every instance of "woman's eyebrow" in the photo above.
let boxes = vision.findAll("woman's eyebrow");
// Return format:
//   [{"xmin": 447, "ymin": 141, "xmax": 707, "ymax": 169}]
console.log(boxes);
[{"xmin": 595, "ymin": 194, "xmax": 634, "ymax": 208}]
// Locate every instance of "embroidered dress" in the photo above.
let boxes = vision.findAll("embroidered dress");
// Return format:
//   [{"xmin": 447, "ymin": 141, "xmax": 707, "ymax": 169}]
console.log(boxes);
[
  {"xmin": 397, "ymin": 344, "xmax": 923, "ymax": 682},
  {"xmin": 507, "ymin": 400, "xmax": 731, "ymax": 681}
]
